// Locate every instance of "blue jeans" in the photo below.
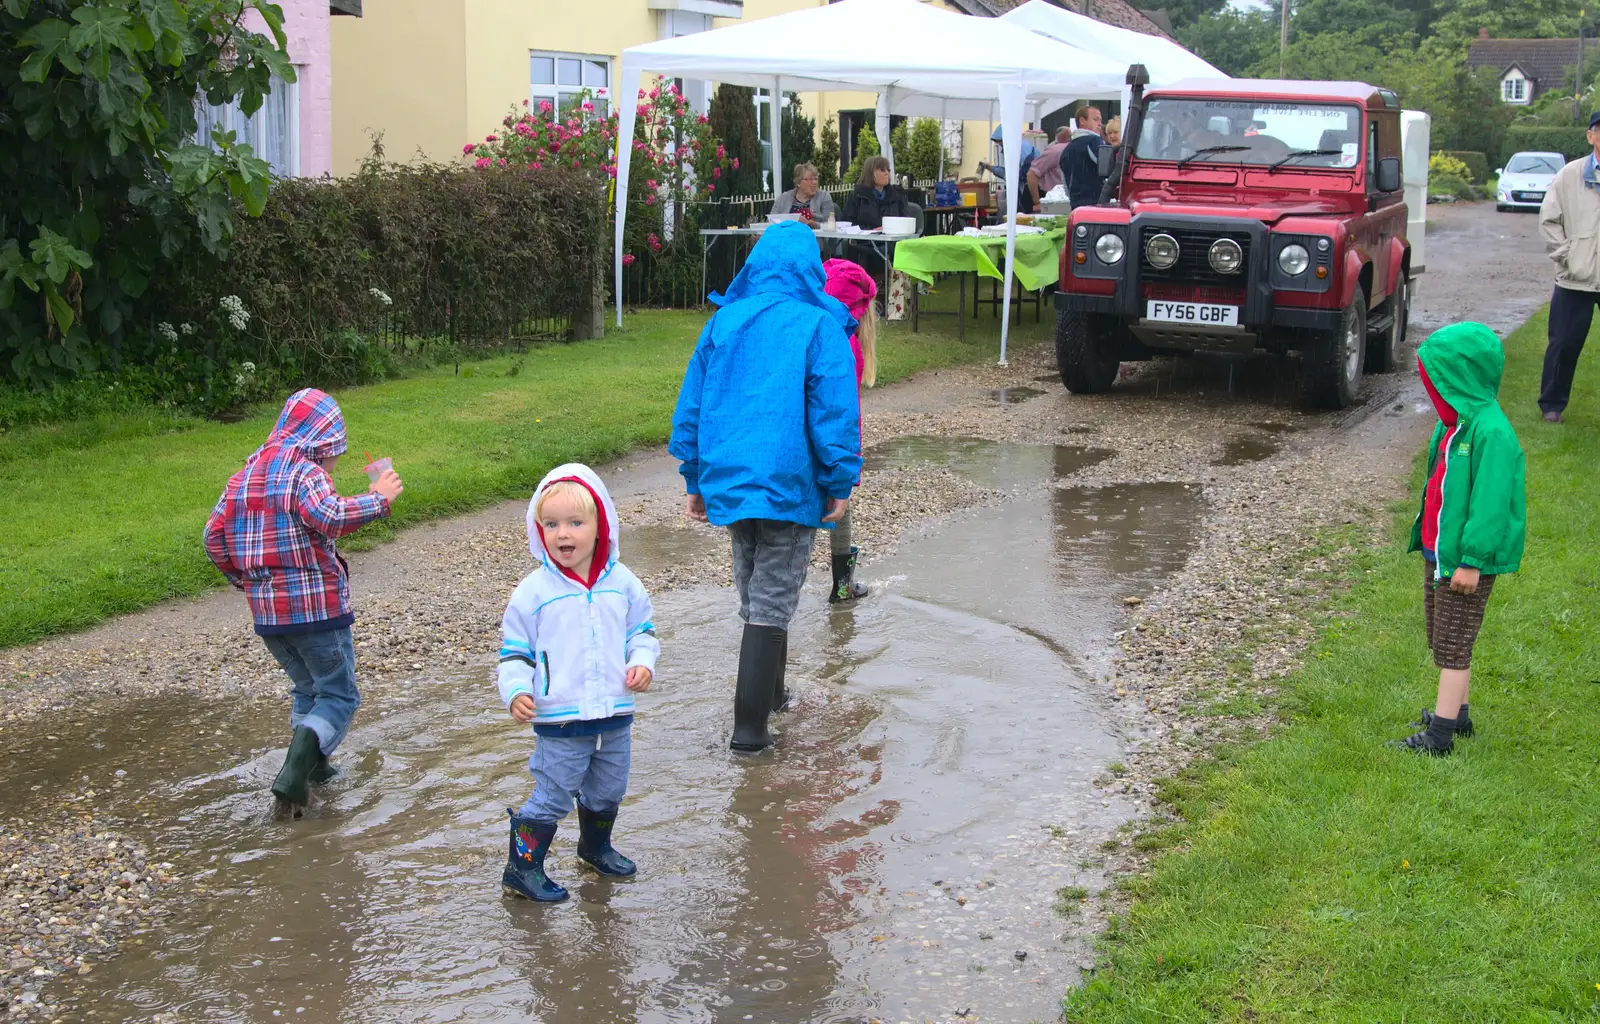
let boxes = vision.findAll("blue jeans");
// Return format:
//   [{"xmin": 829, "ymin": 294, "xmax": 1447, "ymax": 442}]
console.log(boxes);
[
  {"xmin": 261, "ymin": 627, "xmax": 360, "ymax": 756},
  {"xmin": 517, "ymin": 724, "xmax": 631, "ymax": 823}
]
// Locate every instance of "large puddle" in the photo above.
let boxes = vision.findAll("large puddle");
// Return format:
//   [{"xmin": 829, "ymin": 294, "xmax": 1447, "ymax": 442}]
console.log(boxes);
[{"xmin": 5, "ymin": 439, "xmax": 1205, "ymax": 1024}]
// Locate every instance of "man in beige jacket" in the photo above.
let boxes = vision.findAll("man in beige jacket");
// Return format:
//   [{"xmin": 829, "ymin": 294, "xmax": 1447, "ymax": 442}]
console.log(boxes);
[{"xmin": 1536, "ymin": 110, "xmax": 1600, "ymax": 423}]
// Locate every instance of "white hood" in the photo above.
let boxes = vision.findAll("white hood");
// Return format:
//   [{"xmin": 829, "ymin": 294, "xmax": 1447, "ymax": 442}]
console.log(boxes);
[{"xmin": 525, "ymin": 462, "xmax": 622, "ymax": 573}]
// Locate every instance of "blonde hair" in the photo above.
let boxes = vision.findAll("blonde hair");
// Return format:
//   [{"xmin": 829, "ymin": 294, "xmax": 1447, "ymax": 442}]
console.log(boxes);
[
  {"xmin": 535, "ymin": 479, "xmax": 597, "ymax": 521},
  {"xmin": 1105, "ymin": 116, "xmax": 1122, "ymax": 143},
  {"xmin": 857, "ymin": 301, "xmax": 878, "ymax": 388}
]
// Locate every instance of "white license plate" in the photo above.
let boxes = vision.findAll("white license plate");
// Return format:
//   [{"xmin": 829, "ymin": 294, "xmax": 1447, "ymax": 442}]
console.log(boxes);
[{"xmin": 1146, "ymin": 300, "xmax": 1239, "ymax": 326}]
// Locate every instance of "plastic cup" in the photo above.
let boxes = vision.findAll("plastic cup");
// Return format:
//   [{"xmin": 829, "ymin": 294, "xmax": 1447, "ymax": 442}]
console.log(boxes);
[{"xmin": 364, "ymin": 456, "xmax": 393, "ymax": 484}]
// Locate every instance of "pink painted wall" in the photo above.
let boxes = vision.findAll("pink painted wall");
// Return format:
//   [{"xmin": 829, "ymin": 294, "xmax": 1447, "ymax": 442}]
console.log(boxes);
[{"xmin": 245, "ymin": 0, "xmax": 334, "ymax": 177}]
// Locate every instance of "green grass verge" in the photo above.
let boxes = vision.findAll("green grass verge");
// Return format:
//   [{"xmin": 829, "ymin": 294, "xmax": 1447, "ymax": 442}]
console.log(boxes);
[
  {"xmin": 1065, "ymin": 308, "xmax": 1600, "ymax": 1021},
  {"xmin": 0, "ymin": 294, "xmax": 1047, "ymax": 649}
]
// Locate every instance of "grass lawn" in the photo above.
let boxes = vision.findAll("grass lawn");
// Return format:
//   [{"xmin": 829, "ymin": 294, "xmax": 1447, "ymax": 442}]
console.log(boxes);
[
  {"xmin": 0, "ymin": 293, "xmax": 1047, "ymax": 649},
  {"xmin": 1065, "ymin": 309, "xmax": 1600, "ymax": 1021}
]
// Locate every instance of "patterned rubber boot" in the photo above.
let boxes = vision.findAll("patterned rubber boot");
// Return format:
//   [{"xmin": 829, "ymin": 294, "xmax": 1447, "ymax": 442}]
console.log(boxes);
[
  {"xmin": 270, "ymin": 726, "xmax": 322, "ymax": 817},
  {"xmin": 773, "ymin": 632, "xmax": 794, "ymax": 713},
  {"xmin": 731, "ymin": 624, "xmax": 784, "ymax": 752},
  {"xmin": 502, "ymin": 811, "xmax": 569, "ymax": 903},
  {"xmin": 575, "ymin": 804, "xmax": 637, "ymax": 877},
  {"xmin": 829, "ymin": 547, "xmax": 869, "ymax": 603}
]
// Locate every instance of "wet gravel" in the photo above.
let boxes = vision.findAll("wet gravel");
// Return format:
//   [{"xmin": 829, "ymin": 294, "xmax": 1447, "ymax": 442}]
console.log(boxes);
[
  {"xmin": 2, "ymin": 817, "xmax": 174, "ymax": 1021},
  {"xmin": 0, "ymin": 202, "xmax": 1551, "ymax": 1015}
]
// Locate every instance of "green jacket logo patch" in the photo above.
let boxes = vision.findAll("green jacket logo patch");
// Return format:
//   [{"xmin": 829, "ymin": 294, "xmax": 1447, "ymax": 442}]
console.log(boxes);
[{"xmin": 1456, "ymin": 442, "xmax": 1471, "ymax": 456}]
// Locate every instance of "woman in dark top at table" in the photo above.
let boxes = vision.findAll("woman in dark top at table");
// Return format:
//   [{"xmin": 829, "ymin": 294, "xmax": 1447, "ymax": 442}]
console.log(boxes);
[
  {"xmin": 770, "ymin": 163, "xmax": 836, "ymax": 223},
  {"xmin": 841, "ymin": 156, "xmax": 913, "ymax": 277}
]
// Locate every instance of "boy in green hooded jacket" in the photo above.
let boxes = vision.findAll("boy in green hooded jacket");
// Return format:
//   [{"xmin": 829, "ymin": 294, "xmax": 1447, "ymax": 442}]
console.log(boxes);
[{"xmin": 1398, "ymin": 322, "xmax": 1526, "ymax": 755}]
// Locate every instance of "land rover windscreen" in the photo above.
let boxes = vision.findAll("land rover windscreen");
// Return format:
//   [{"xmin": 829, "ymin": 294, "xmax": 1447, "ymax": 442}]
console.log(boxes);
[{"xmin": 1135, "ymin": 98, "xmax": 1366, "ymax": 173}]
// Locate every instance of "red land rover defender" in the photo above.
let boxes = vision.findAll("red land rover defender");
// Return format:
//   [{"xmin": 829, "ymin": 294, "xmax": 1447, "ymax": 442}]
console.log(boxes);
[{"xmin": 1055, "ymin": 73, "xmax": 1413, "ymax": 409}]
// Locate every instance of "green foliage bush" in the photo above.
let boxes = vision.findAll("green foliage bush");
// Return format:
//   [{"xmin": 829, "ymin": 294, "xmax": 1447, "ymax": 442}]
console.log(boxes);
[
  {"xmin": 780, "ymin": 95, "xmax": 817, "ymax": 192},
  {"xmin": 709, "ymin": 84, "xmax": 763, "ymax": 197},
  {"xmin": 1428, "ymin": 173, "xmax": 1478, "ymax": 200},
  {"xmin": 816, "ymin": 120, "xmax": 842, "ymax": 187},
  {"xmin": 134, "ymin": 161, "xmax": 608, "ymax": 416},
  {"xmin": 889, "ymin": 118, "xmax": 952, "ymax": 183},
  {"xmin": 1437, "ymin": 150, "xmax": 1489, "ymax": 183},
  {"xmin": 843, "ymin": 126, "xmax": 882, "ymax": 188},
  {"xmin": 1428, "ymin": 153, "xmax": 1474, "ymax": 183},
  {"xmin": 0, "ymin": 0, "xmax": 293, "ymax": 388},
  {"xmin": 1500, "ymin": 126, "xmax": 1591, "ymax": 168}
]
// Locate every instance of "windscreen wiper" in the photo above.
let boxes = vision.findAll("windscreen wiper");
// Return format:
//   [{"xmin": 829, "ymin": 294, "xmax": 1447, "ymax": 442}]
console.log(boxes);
[
  {"xmin": 1176, "ymin": 145, "xmax": 1248, "ymax": 170},
  {"xmin": 1268, "ymin": 148, "xmax": 1344, "ymax": 172}
]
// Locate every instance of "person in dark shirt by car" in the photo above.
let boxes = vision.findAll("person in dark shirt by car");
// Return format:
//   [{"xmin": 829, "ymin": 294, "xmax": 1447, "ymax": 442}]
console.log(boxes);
[{"xmin": 1060, "ymin": 103, "xmax": 1108, "ymax": 209}]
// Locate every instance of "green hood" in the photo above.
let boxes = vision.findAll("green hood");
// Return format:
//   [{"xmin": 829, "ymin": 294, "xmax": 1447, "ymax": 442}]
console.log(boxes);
[{"xmin": 1417, "ymin": 322, "xmax": 1504, "ymax": 417}]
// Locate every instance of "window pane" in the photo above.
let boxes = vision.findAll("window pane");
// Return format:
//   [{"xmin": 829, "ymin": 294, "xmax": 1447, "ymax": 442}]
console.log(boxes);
[
  {"xmin": 583, "ymin": 59, "xmax": 608, "ymax": 87},
  {"xmin": 558, "ymin": 58, "xmax": 580, "ymax": 85},
  {"xmin": 531, "ymin": 55, "xmax": 554, "ymax": 85},
  {"xmin": 592, "ymin": 100, "xmax": 609, "ymax": 119},
  {"xmin": 261, "ymin": 74, "xmax": 290, "ymax": 174}
]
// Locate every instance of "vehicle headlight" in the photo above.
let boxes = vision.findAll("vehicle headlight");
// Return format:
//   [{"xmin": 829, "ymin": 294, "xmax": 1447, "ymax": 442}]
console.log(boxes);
[
  {"xmin": 1094, "ymin": 233, "xmax": 1126, "ymax": 265},
  {"xmin": 1499, "ymin": 190, "xmax": 1509, "ymax": 201},
  {"xmin": 1278, "ymin": 244, "xmax": 1310, "ymax": 276},
  {"xmin": 1208, "ymin": 238, "xmax": 1243, "ymax": 275},
  {"xmin": 1146, "ymin": 233, "xmax": 1179, "ymax": 270}
]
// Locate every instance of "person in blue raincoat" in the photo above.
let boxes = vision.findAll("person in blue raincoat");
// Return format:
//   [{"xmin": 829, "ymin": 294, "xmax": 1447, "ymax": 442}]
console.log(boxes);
[{"xmin": 670, "ymin": 220, "xmax": 863, "ymax": 753}]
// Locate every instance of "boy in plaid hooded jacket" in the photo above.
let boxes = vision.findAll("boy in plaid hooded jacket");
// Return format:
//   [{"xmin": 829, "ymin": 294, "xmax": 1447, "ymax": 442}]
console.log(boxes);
[{"xmin": 205, "ymin": 388, "xmax": 403, "ymax": 816}]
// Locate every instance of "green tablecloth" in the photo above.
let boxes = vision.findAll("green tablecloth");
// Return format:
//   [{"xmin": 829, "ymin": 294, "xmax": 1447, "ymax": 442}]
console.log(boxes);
[{"xmin": 891, "ymin": 228, "xmax": 1067, "ymax": 291}]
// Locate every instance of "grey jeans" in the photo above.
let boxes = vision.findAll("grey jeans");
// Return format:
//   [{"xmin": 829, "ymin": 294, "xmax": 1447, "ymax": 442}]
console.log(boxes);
[{"xmin": 729, "ymin": 519, "xmax": 816, "ymax": 627}]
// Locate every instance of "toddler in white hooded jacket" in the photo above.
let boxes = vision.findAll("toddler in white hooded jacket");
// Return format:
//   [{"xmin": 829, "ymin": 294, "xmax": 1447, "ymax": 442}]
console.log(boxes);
[{"xmin": 496, "ymin": 463, "xmax": 659, "ymax": 903}]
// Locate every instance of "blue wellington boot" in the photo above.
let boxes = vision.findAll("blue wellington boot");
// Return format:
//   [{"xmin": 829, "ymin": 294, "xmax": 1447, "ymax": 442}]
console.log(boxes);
[
  {"xmin": 576, "ymin": 803, "xmax": 637, "ymax": 877},
  {"xmin": 502, "ymin": 810, "xmax": 569, "ymax": 902}
]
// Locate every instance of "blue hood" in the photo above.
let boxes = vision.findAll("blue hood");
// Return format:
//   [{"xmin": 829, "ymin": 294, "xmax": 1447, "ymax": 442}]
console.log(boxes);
[
  {"xmin": 670, "ymin": 220, "xmax": 863, "ymax": 529},
  {"xmin": 711, "ymin": 220, "xmax": 854, "ymax": 333}
]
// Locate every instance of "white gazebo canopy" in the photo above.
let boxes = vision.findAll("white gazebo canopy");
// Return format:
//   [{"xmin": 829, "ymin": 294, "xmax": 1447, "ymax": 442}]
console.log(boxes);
[
  {"xmin": 613, "ymin": 0, "xmax": 1136, "ymax": 363},
  {"xmin": 1000, "ymin": 0, "xmax": 1228, "ymax": 88}
]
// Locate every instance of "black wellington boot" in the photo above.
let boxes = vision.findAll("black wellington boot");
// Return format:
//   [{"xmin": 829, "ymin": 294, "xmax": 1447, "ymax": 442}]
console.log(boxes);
[
  {"xmin": 271, "ymin": 726, "xmax": 322, "ymax": 815},
  {"xmin": 773, "ymin": 633, "xmax": 794, "ymax": 713},
  {"xmin": 829, "ymin": 547, "xmax": 868, "ymax": 603},
  {"xmin": 502, "ymin": 811, "xmax": 569, "ymax": 902},
  {"xmin": 575, "ymin": 804, "xmax": 637, "ymax": 877},
  {"xmin": 730, "ymin": 623, "xmax": 785, "ymax": 752}
]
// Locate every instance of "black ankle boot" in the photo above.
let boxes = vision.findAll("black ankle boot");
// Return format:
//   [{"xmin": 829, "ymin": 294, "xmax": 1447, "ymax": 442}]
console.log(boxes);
[
  {"xmin": 829, "ymin": 547, "xmax": 868, "ymax": 604},
  {"xmin": 1391, "ymin": 711, "xmax": 1457, "ymax": 756},
  {"xmin": 773, "ymin": 632, "xmax": 794, "ymax": 713},
  {"xmin": 271, "ymin": 726, "xmax": 322, "ymax": 813},
  {"xmin": 576, "ymin": 804, "xmax": 636, "ymax": 877},
  {"xmin": 731, "ymin": 624, "xmax": 785, "ymax": 752},
  {"xmin": 1411, "ymin": 707, "xmax": 1474, "ymax": 737},
  {"xmin": 502, "ymin": 811, "xmax": 568, "ymax": 902}
]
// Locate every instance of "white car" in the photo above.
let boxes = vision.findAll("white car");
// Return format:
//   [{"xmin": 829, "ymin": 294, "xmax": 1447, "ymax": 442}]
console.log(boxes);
[{"xmin": 1496, "ymin": 151, "xmax": 1566, "ymax": 212}]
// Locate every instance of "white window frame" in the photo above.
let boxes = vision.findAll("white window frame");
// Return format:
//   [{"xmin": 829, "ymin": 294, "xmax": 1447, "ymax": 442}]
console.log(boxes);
[
  {"xmin": 530, "ymin": 50, "xmax": 613, "ymax": 119},
  {"xmin": 194, "ymin": 71, "xmax": 300, "ymax": 177},
  {"xmin": 1501, "ymin": 70, "xmax": 1528, "ymax": 104},
  {"xmin": 752, "ymin": 88, "xmax": 792, "ymax": 193}
]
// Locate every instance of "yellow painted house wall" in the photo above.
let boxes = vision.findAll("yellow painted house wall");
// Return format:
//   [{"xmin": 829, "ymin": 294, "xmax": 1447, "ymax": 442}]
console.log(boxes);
[{"xmin": 330, "ymin": 0, "xmax": 1003, "ymax": 179}]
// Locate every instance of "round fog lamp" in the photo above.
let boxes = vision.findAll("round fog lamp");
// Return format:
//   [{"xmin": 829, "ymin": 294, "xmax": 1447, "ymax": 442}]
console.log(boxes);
[
  {"xmin": 1146, "ymin": 233, "xmax": 1179, "ymax": 270},
  {"xmin": 1094, "ymin": 233, "xmax": 1126, "ymax": 265},
  {"xmin": 1075, "ymin": 251, "xmax": 1087, "ymax": 264},
  {"xmin": 1279, "ymin": 244, "xmax": 1310, "ymax": 276},
  {"xmin": 1208, "ymin": 237, "xmax": 1243, "ymax": 274},
  {"xmin": 1075, "ymin": 224, "xmax": 1089, "ymax": 238}
]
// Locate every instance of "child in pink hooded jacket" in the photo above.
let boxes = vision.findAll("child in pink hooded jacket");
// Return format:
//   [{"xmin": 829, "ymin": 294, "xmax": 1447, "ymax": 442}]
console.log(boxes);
[{"xmin": 823, "ymin": 258, "xmax": 878, "ymax": 603}]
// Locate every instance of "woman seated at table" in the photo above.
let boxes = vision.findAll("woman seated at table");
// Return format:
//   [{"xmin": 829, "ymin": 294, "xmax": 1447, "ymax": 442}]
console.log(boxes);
[
  {"xmin": 770, "ymin": 163, "xmax": 836, "ymax": 224},
  {"xmin": 841, "ymin": 156, "xmax": 914, "ymax": 276}
]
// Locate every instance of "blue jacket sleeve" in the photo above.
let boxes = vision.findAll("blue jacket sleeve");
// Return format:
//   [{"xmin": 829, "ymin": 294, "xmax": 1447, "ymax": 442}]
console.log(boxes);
[
  {"xmin": 669, "ymin": 321, "xmax": 713, "ymax": 495},
  {"xmin": 805, "ymin": 319, "xmax": 863, "ymax": 501}
]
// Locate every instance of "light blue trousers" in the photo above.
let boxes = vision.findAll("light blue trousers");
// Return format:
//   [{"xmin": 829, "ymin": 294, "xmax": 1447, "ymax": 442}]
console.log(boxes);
[
  {"xmin": 262, "ymin": 627, "xmax": 360, "ymax": 756},
  {"xmin": 517, "ymin": 723, "xmax": 632, "ymax": 823}
]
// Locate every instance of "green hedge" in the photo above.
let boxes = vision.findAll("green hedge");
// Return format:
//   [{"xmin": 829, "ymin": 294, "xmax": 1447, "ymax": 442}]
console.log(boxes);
[
  {"xmin": 1427, "ymin": 173, "xmax": 1478, "ymax": 201},
  {"xmin": 1437, "ymin": 150, "xmax": 1489, "ymax": 184},
  {"xmin": 1500, "ymin": 126, "xmax": 1589, "ymax": 168},
  {"xmin": 140, "ymin": 162, "xmax": 608, "ymax": 412}
]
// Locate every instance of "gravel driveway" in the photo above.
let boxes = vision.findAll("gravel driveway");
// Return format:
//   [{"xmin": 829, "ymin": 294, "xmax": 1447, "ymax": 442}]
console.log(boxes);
[{"xmin": 0, "ymin": 202, "xmax": 1555, "ymax": 1021}]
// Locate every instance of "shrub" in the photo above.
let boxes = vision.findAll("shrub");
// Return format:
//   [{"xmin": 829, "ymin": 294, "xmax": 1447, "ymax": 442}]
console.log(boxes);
[
  {"xmin": 1437, "ymin": 150, "xmax": 1490, "ymax": 184},
  {"xmin": 816, "ymin": 120, "xmax": 842, "ymax": 187},
  {"xmin": 142, "ymin": 161, "xmax": 607, "ymax": 413},
  {"xmin": 1, "ymin": 0, "xmax": 293, "ymax": 389},
  {"xmin": 1501, "ymin": 126, "xmax": 1591, "ymax": 168},
  {"xmin": 1428, "ymin": 173, "xmax": 1477, "ymax": 201},
  {"xmin": 843, "ymin": 125, "xmax": 882, "ymax": 188},
  {"xmin": 1428, "ymin": 153, "xmax": 1474, "ymax": 183},
  {"xmin": 709, "ymin": 84, "xmax": 763, "ymax": 197}
]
